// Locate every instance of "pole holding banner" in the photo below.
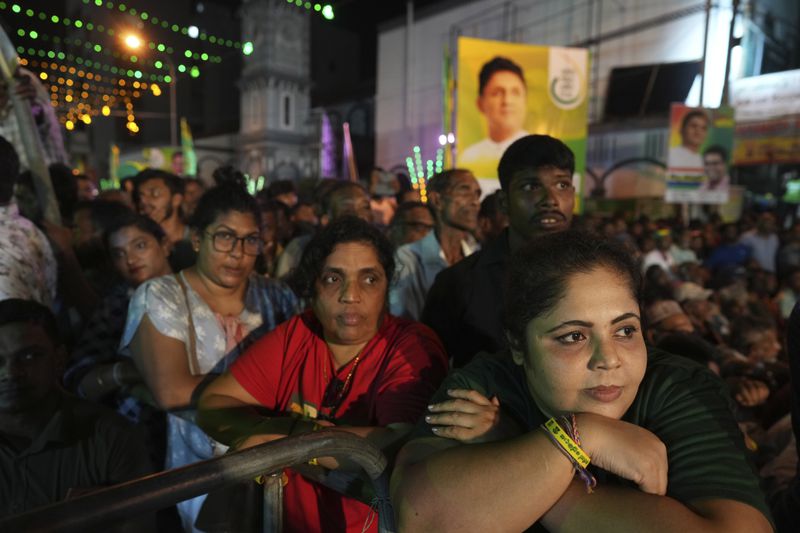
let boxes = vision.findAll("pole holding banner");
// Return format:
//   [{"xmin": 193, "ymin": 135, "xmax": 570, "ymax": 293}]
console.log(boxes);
[{"xmin": 0, "ymin": 27, "xmax": 60, "ymax": 225}]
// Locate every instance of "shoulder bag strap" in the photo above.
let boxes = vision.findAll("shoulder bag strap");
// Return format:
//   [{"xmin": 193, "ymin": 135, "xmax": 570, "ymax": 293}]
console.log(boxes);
[{"xmin": 175, "ymin": 272, "xmax": 201, "ymax": 375}]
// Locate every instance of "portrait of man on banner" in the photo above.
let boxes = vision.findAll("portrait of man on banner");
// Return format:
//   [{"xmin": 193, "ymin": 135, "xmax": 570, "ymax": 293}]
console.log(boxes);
[
  {"xmin": 665, "ymin": 104, "xmax": 734, "ymax": 205},
  {"xmin": 459, "ymin": 57, "xmax": 529, "ymax": 168},
  {"xmin": 455, "ymin": 37, "xmax": 589, "ymax": 195}
]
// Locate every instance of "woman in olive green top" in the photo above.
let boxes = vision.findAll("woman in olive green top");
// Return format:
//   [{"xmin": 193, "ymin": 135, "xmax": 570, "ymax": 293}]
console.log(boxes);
[{"xmin": 392, "ymin": 230, "xmax": 772, "ymax": 532}]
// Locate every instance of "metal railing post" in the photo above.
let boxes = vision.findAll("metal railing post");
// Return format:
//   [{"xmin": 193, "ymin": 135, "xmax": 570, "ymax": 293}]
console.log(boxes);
[{"xmin": 262, "ymin": 473, "xmax": 283, "ymax": 533}]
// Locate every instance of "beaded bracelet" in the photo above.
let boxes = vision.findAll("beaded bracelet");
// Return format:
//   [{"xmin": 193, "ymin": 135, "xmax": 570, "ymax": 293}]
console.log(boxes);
[{"xmin": 541, "ymin": 416, "xmax": 597, "ymax": 493}]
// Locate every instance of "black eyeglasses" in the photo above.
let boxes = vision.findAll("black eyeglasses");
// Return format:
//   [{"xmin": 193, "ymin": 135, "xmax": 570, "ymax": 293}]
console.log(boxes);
[{"xmin": 205, "ymin": 231, "xmax": 262, "ymax": 256}]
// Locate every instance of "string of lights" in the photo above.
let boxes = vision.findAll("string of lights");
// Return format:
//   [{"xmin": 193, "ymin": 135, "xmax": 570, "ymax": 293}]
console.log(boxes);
[
  {"xmin": 14, "ymin": 28, "xmax": 222, "ymax": 69},
  {"xmin": 77, "ymin": 0, "xmax": 245, "ymax": 48},
  {"xmin": 1, "ymin": 2, "xmax": 230, "ymax": 66},
  {"xmin": 21, "ymin": 55, "xmax": 155, "ymax": 133},
  {"xmin": 5, "ymin": 0, "xmax": 310, "ymax": 135},
  {"xmin": 405, "ymin": 146, "xmax": 431, "ymax": 203},
  {"xmin": 283, "ymin": 0, "xmax": 335, "ymax": 20},
  {"xmin": 18, "ymin": 45, "xmax": 173, "ymax": 83}
]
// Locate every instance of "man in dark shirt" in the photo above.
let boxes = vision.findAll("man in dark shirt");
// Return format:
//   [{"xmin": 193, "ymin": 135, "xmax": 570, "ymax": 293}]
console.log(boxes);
[
  {"xmin": 0, "ymin": 299, "xmax": 153, "ymax": 522},
  {"xmin": 422, "ymin": 134, "xmax": 575, "ymax": 367}
]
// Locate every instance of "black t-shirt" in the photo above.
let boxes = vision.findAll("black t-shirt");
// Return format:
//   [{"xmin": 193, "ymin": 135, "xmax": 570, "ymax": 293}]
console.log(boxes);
[
  {"xmin": 0, "ymin": 393, "xmax": 154, "ymax": 518},
  {"xmin": 415, "ymin": 349, "xmax": 773, "ymax": 527}
]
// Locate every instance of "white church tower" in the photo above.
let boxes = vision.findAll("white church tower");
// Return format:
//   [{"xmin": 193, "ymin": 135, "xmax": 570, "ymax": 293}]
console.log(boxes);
[{"xmin": 239, "ymin": 0, "xmax": 318, "ymax": 182}]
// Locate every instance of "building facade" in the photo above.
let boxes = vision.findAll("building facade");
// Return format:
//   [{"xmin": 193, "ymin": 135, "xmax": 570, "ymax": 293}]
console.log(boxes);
[{"xmin": 239, "ymin": 0, "xmax": 318, "ymax": 183}]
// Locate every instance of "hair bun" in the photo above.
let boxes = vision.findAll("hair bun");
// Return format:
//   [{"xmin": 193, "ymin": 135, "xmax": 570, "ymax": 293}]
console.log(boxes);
[{"xmin": 212, "ymin": 165, "xmax": 248, "ymax": 189}]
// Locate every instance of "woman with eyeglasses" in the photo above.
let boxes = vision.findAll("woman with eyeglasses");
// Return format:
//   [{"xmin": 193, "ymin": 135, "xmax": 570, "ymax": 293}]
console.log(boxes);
[
  {"xmin": 197, "ymin": 216, "xmax": 448, "ymax": 533},
  {"xmin": 120, "ymin": 178, "xmax": 299, "ymax": 532}
]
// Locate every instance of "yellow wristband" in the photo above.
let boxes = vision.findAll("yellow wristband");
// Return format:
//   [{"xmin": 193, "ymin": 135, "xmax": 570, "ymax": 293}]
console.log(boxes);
[
  {"xmin": 544, "ymin": 418, "xmax": 591, "ymax": 468},
  {"xmin": 308, "ymin": 457, "xmax": 319, "ymax": 466}
]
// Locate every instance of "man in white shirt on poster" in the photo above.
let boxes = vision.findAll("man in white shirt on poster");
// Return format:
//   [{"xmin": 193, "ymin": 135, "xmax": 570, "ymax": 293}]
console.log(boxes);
[{"xmin": 460, "ymin": 57, "xmax": 529, "ymax": 167}]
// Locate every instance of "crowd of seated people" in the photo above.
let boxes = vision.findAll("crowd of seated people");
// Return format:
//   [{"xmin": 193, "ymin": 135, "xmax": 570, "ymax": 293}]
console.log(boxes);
[{"xmin": 3, "ymin": 130, "xmax": 800, "ymax": 533}]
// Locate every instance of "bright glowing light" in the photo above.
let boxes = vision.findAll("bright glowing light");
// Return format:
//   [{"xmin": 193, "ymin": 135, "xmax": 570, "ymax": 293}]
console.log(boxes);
[
  {"xmin": 321, "ymin": 4, "xmax": 334, "ymax": 19},
  {"xmin": 124, "ymin": 34, "xmax": 142, "ymax": 49},
  {"xmin": 126, "ymin": 121, "xmax": 139, "ymax": 133},
  {"xmin": 438, "ymin": 134, "xmax": 447, "ymax": 146},
  {"xmin": 242, "ymin": 41, "xmax": 253, "ymax": 55},
  {"xmin": 188, "ymin": 25, "xmax": 199, "ymax": 39},
  {"xmin": 447, "ymin": 132, "xmax": 455, "ymax": 144},
  {"xmin": 101, "ymin": 105, "xmax": 110, "ymax": 116},
  {"xmin": 65, "ymin": 120, "xmax": 75, "ymax": 130},
  {"xmin": 39, "ymin": 72, "xmax": 47, "ymax": 80},
  {"xmin": 81, "ymin": 114, "xmax": 91, "ymax": 125},
  {"xmin": 189, "ymin": 66, "xmax": 200, "ymax": 78},
  {"xmin": 150, "ymin": 83, "xmax": 161, "ymax": 96}
]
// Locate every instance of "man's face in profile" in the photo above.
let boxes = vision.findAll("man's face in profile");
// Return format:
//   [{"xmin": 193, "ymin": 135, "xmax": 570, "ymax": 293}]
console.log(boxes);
[
  {"xmin": 477, "ymin": 70, "xmax": 527, "ymax": 142},
  {"xmin": 703, "ymin": 153, "xmax": 726, "ymax": 182}
]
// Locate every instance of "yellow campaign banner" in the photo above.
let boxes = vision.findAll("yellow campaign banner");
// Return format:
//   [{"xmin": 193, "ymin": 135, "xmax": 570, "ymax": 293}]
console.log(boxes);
[
  {"xmin": 455, "ymin": 37, "xmax": 588, "ymax": 203},
  {"xmin": 733, "ymin": 117, "xmax": 800, "ymax": 165}
]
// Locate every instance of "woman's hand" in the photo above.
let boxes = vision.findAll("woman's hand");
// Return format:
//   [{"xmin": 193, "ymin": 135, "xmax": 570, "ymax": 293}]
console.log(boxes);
[
  {"xmin": 577, "ymin": 412, "xmax": 668, "ymax": 495},
  {"xmin": 733, "ymin": 378, "xmax": 770, "ymax": 407},
  {"xmin": 425, "ymin": 389, "xmax": 522, "ymax": 444}
]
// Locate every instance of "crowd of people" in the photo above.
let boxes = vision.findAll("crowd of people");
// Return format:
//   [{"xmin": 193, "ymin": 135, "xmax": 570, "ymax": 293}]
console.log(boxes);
[{"xmin": 2, "ymin": 129, "xmax": 798, "ymax": 532}]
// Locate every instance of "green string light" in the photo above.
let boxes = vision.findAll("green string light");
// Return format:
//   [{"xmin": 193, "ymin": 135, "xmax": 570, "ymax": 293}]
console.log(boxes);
[
  {"xmin": 22, "ymin": 50, "xmax": 166, "ymax": 85},
  {"xmin": 19, "ymin": 45, "xmax": 164, "ymax": 83},
  {"xmin": 17, "ymin": 30, "xmax": 173, "ymax": 73},
  {"xmin": 0, "ymin": 3, "xmax": 218, "ymax": 65},
  {"xmin": 86, "ymin": 0, "xmax": 244, "ymax": 47}
]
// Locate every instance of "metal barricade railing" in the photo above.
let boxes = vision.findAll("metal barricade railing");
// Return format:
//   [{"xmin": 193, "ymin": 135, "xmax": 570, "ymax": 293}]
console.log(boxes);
[{"xmin": 0, "ymin": 430, "xmax": 396, "ymax": 533}]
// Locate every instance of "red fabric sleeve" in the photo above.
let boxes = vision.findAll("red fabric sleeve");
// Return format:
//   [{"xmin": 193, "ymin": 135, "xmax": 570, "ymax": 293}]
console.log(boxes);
[
  {"xmin": 229, "ymin": 318, "xmax": 290, "ymax": 409},
  {"xmin": 373, "ymin": 321, "xmax": 448, "ymax": 426}
]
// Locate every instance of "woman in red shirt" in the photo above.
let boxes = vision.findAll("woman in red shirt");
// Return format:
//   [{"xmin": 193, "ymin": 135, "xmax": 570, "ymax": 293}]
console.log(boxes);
[{"xmin": 198, "ymin": 216, "xmax": 448, "ymax": 532}]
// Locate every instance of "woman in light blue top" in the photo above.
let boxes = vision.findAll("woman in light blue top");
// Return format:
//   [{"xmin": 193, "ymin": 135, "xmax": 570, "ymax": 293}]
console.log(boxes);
[{"xmin": 121, "ymin": 176, "xmax": 298, "ymax": 531}]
